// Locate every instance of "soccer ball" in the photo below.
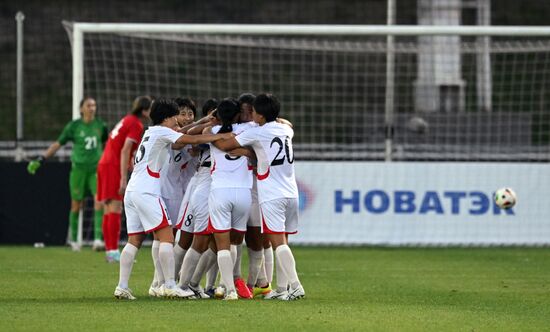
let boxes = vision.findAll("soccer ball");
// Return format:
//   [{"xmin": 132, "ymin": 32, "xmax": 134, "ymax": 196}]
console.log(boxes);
[{"xmin": 494, "ymin": 188, "xmax": 517, "ymax": 209}]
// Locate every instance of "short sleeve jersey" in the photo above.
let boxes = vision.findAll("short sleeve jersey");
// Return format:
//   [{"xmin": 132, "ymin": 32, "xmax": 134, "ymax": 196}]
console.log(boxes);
[
  {"xmin": 235, "ymin": 121, "xmax": 298, "ymax": 203},
  {"xmin": 126, "ymin": 126, "xmax": 183, "ymax": 195},
  {"xmin": 160, "ymin": 145, "xmax": 195, "ymax": 199},
  {"xmin": 57, "ymin": 118, "xmax": 108, "ymax": 168},
  {"xmin": 209, "ymin": 123, "xmax": 255, "ymax": 190},
  {"xmin": 99, "ymin": 115, "xmax": 144, "ymax": 167}
]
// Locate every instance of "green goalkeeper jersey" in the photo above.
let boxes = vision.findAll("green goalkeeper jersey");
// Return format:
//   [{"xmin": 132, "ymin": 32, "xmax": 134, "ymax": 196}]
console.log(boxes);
[{"xmin": 57, "ymin": 118, "xmax": 108, "ymax": 170}]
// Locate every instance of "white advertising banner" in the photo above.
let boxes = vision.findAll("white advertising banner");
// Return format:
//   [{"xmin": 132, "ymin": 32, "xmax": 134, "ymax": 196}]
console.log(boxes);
[{"xmin": 293, "ymin": 162, "xmax": 550, "ymax": 245}]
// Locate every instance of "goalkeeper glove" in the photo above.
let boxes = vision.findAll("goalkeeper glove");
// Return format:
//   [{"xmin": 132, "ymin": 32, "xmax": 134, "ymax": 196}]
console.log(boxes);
[{"xmin": 27, "ymin": 156, "xmax": 44, "ymax": 175}]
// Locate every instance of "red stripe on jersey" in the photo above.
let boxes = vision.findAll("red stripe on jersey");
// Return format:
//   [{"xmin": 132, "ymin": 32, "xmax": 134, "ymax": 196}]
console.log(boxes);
[
  {"xmin": 210, "ymin": 160, "xmax": 216, "ymax": 175},
  {"xmin": 146, "ymin": 199, "xmax": 170, "ymax": 233},
  {"xmin": 174, "ymin": 202, "xmax": 189, "ymax": 229},
  {"xmin": 248, "ymin": 165, "xmax": 254, "ymax": 171},
  {"xmin": 147, "ymin": 166, "xmax": 160, "ymax": 178},
  {"xmin": 260, "ymin": 207, "xmax": 284, "ymax": 234},
  {"xmin": 181, "ymin": 161, "xmax": 189, "ymax": 170},
  {"xmin": 257, "ymin": 167, "xmax": 270, "ymax": 181},
  {"xmin": 207, "ymin": 216, "xmax": 230, "ymax": 233}
]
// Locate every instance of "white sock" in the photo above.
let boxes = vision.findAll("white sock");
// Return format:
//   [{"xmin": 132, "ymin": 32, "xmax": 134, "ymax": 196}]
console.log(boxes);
[
  {"xmin": 177, "ymin": 248, "xmax": 201, "ymax": 288},
  {"xmin": 275, "ymin": 244, "xmax": 301, "ymax": 289},
  {"xmin": 275, "ymin": 252, "xmax": 288, "ymax": 292},
  {"xmin": 151, "ymin": 240, "xmax": 163, "ymax": 286},
  {"xmin": 173, "ymin": 244, "xmax": 187, "ymax": 281},
  {"xmin": 246, "ymin": 248, "xmax": 264, "ymax": 287},
  {"xmin": 159, "ymin": 242, "xmax": 176, "ymax": 289},
  {"xmin": 190, "ymin": 248, "xmax": 216, "ymax": 287},
  {"xmin": 264, "ymin": 246, "xmax": 274, "ymax": 284},
  {"xmin": 229, "ymin": 245, "xmax": 238, "ymax": 278},
  {"xmin": 118, "ymin": 243, "xmax": 138, "ymax": 289},
  {"xmin": 205, "ymin": 255, "xmax": 219, "ymax": 289},
  {"xmin": 233, "ymin": 244, "xmax": 243, "ymax": 279},
  {"xmin": 217, "ymin": 250, "xmax": 235, "ymax": 293},
  {"xmin": 256, "ymin": 259, "xmax": 268, "ymax": 287}
]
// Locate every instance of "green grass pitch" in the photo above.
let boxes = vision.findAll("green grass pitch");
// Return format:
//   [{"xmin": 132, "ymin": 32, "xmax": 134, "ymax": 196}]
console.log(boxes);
[{"xmin": 1, "ymin": 246, "xmax": 549, "ymax": 331}]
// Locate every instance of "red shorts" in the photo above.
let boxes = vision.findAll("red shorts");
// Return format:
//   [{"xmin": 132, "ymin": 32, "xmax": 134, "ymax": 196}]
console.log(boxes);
[{"xmin": 97, "ymin": 163, "xmax": 123, "ymax": 202}]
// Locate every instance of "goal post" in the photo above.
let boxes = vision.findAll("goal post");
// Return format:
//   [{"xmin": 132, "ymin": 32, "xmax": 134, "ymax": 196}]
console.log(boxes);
[{"xmin": 64, "ymin": 22, "xmax": 550, "ymax": 246}]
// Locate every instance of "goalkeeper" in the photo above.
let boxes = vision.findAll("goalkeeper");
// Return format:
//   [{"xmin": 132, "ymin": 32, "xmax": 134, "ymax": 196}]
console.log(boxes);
[{"xmin": 27, "ymin": 97, "xmax": 108, "ymax": 251}]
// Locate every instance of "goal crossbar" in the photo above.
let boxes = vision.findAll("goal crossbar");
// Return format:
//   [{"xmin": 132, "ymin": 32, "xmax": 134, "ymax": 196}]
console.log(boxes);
[{"xmin": 69, "ymin": 23, "xmax": 550, "ymax": 119}]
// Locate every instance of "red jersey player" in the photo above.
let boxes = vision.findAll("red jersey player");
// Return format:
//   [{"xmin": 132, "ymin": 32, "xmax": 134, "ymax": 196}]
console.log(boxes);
[{"xmin": 97, "ymin": 96, "xmax": 152, "ymax": 262}]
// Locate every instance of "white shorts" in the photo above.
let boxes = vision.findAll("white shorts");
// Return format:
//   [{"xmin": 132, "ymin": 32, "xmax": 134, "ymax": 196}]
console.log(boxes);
[
  {"xmin": 247, "ymin": 179, "xmax": 261, "ymax": 227},
  {"xmin": 190, "ymin": 182, "xmax": 210, "ymax": 235},
  {"xmin": 208, "ymin": 188, "xmax": 251, "ymax": 233},
  {"xmin": 259, "ymin": 198, "xmax": 299, "ymax": 234},
  {"xmin": 124, "ymin": 191, "xmax": 172, "ymax": 235},
  {"xmin": 164, "ymin": 195, "xmax": 183, "ymax": 227},
  {"xmin": 174, "ymin": 176, "xmax": 198, "ymax": 232}
]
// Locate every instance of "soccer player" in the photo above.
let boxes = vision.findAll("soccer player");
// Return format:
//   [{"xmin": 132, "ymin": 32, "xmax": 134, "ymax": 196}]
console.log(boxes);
[
  {"xmin": 213, "ymin": 93, "xmax": 305, "ymax": 300},
  {"xmin": 97, "ymin": 96, "xmax": 152, "ymax": 262},
  {"xmin": 114, "ymin": 98, "xmax": 233, "ymax": 300},
  {"xmin": 203, "ymin": 98, "xmax": 256, "ymax": 300},
  {"xmin": 237, "ymin": 93, "xmax": 274, "ymax": 297},
  {"xmin": 27, "ymin": 97, "xmax": 108, "ymax": 251},
  {"xmin": 149, "ymin": 97, "xmax": 198, "ymax": 295},
  {"xmin": 175, "ymin": 100, "xmax": 220, "ymax": 298}
]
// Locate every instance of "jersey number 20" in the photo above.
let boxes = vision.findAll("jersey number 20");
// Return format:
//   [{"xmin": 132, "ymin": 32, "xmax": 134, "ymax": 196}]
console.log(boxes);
[{"xmin": 270, "ymin": 136, "xmax": 294, "ymax": 166}]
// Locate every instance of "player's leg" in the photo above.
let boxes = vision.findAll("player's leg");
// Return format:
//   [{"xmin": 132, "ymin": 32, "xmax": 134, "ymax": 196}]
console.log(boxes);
[
  {"xmin": 115, "ymin": 233, "xmax": 145, "ymax": 300},
  {"xmin": 115, "ymin": 192, "xmax": 144, "ymax": 300},
  {"xmin": 230, "ymin": 188, "xmax": 252, "ymax": 299},
  {"xmin": 148, "ymin": 232, "xmax": 164, "ymax": 296},
  {"xmin": 175, "ymin": 231, "xmax": 193, "ymax": 279},
  {"xmin": 209, "ymin": 188, "xmax": 237, "ymax": 300},
  {"xmin": 245, "ymin": 227, "xmax": 269, "ymax": 296},
  {"xmin": 262, "ymin": 199, "xmax": 304, "ymax": 300},
  {"xmin": 164, "ymin": 196, "xmax": 188, "ymax": 281},
  {"xmin": 204, "ymin": 238, "xmax": 219, "ymax": 297},
  {"xmin": 68, "ymin": 167, "xmax": 85, "ymax": 251},
  {"xmin": 104, "ymin": 199, "xmax": 123, "ymax": 262},
  {"xmin": 179, "ymin": 234, "xmax": 210, "ymax": 298},
  {"xmin": 89, "ymin": 170, "xmax": 104, "ymax": 251},
  {"xmin": 246, "ymin": 195, "xmax": 269, "ymax": 295},
  {"xmin": 281, "ymin": 197, "xmax": 304, "ymax": 300}
]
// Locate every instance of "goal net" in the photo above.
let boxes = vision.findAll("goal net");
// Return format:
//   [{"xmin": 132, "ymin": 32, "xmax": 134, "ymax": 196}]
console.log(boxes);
[{"xmin": 64, "ymin": 23, "xmax": 550, "ymax": 246}]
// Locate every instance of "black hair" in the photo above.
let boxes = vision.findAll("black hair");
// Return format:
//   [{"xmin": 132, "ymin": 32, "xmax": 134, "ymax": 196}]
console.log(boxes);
[
  {"xmin": 216, "ymin": 98, "xmax": 241, "ymax": 133},
  {"xmin": 237, "ymin": 93, "xmax": 256, "ymax": 106},
  {"xmin": 150, "ymin": 98, "xmax": 179, "ymax": 125},
  {"xmin": 174, "ymin": 97, "xmax": 197, "ymax": 117},
  {"xmin": 79, "ymin": 96, "xmax": 95, "ymax": 108},
  {"xmin": 253, "ymin": 93, "xmax": 280, "ymax": 122},
  {"xmin": 131, "ymin": 96, "xmax": 153, "ymax": 116},
  {"xmin": 201, "ymin": 98, "xmax": 218, "ymax": 117}
]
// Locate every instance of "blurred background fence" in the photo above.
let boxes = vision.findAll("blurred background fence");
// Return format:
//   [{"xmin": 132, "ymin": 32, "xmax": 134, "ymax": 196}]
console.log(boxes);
[{"xmin": 1, "ymin": 0, "xmax": 550, "ymax": 143}]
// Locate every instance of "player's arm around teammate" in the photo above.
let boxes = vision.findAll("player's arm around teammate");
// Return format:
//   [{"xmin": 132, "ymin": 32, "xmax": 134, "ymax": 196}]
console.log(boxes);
[
  {"xmin": 213, "ymin": 93, "xmax": 305, "ymax": 300},
  {"xmin": 114, "ymin": 99, "xmax": 232, "ymax": 300}
]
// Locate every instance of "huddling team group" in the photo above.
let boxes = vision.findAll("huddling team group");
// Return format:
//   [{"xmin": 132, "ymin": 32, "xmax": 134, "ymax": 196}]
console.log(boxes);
[{"xmin": 45, "ymin": 93, "xmax": 305, "ymax": 301}]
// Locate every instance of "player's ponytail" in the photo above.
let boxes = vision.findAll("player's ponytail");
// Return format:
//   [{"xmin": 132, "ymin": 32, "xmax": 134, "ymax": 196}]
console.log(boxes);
[
  {"xmin": 216, "ymin": 98, "xmax": 240, "ymax": 133},
  {"xmin": 131, "ymin": 96, "xmax": 152, "ymax": 116}
]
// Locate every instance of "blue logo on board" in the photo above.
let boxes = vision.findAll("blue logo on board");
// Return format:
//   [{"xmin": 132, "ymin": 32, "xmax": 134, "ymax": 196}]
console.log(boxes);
[{"xmin": 334, "ymin": 190, "xmax": 514, "ymax": 215}]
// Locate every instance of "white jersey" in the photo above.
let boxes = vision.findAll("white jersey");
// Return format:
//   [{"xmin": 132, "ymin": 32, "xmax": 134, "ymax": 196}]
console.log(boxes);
[
  {"xmin": 126, "ymin": 126, "xmax": 183, "ymax": 196},
  {"xmin": 160, "ymin": 145, "xmax": 194, "ymax": 199},
  {"xmin": 235, "ymin": 121, "xmax": 298, "ymax": 203},
  {"xmin": 209, "ymin": 122, "xmax": 255, "ymax": 190}
]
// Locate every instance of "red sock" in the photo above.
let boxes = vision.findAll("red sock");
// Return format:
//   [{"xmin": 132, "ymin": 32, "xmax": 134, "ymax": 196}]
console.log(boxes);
[
  {"xmin": 109, "ymin": 213, "xmax": 121, "ymax": 251},
  {"xmin": 102, "ymin": 213, "xmax": 112, "ymax": 250}
]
